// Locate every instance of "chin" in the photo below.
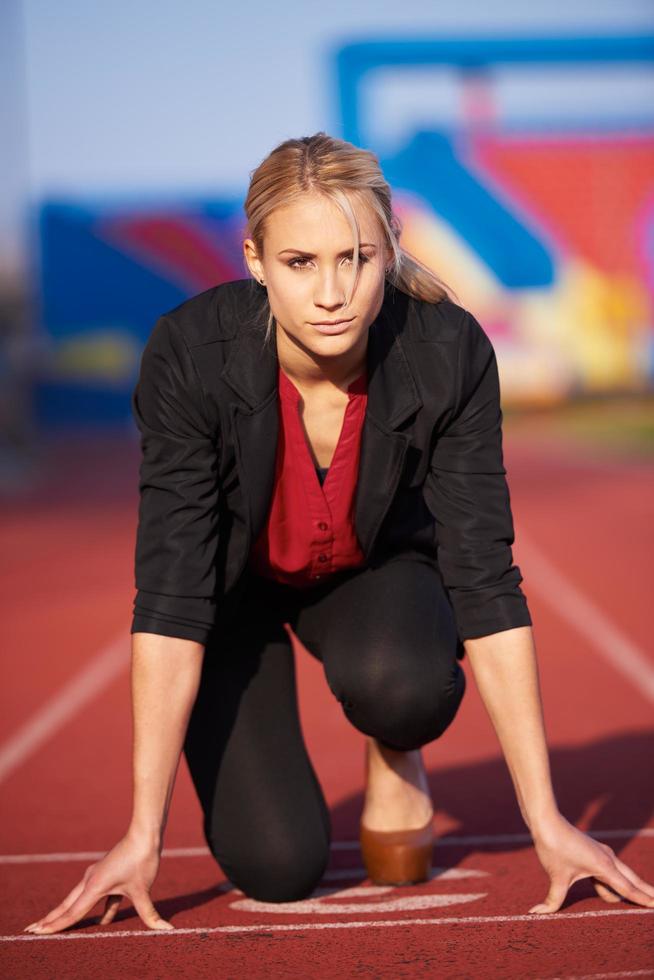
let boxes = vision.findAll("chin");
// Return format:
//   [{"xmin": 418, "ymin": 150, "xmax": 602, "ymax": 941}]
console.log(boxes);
[{"xmin": 310, "ymin": 329, "xmax": 359, "ymax": 346}]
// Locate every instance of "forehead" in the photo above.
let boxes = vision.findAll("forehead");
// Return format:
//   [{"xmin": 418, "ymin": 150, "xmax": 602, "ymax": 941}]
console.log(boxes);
[{"xmin": 265, "ymin": 192, "xmax": 382, "ymax": 247}]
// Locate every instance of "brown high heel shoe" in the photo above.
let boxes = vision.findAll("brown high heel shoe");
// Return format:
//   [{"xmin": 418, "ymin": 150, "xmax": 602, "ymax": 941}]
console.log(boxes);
[
  {"xmin": 360, "ymin": 814, "xmax": 434, "ymax": 886},
  {"xmin": 360, "ymin": 738, "xmax": 435, "ymax": 885}
]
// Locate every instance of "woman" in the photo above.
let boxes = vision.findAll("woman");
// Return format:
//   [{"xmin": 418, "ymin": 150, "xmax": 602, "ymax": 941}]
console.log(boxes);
[{"xmin": 25, "ymin": 132, "xmax": 654, "ymax": 934}]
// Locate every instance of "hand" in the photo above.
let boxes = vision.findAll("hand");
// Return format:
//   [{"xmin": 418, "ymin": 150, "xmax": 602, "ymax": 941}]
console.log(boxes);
[
  {"xmin": 528, "ymin": 812, "xmax": 654, "ymax": 914},
  {"xmin": 23, "ymin": 832, "xmax": 174, "ymax": 934}
]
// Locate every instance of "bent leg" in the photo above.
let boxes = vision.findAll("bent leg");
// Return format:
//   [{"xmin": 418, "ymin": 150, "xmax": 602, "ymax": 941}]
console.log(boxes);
[
  {"xmin": 293, "ymin": 559, "xmax": 466, "ymax": 750},
  {"xmin": 183, "ymin": 574, "xmax": 331, "ymax": 902}
]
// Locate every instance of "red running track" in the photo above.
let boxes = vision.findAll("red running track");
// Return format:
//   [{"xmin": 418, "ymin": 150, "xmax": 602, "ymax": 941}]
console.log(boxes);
[{"xmin": 1, "ymin": 430, "xmax": 653, "ymax": 978}]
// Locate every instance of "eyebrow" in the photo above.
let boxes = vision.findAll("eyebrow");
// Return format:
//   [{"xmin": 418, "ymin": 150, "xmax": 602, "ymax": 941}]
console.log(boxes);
[{"xmin": 277, "ymin": 243, "xmax": 377, "ymax": 257}]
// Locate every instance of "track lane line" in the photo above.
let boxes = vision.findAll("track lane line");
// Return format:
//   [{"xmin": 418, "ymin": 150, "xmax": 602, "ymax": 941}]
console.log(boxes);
[
  {"xmin": 537, "ymin": 970, "xmax": 654, "ymax": 979},
  {"xmin": 3, "ymin": 907, "xmax": 653, "ymax": 942},
  {"xmin": 516, "ymin": 525, "xmax": 654, "ymax": 703},
  {"xmin": 0, "ymin": 635, "xmax": 128, "ymax": 785}
]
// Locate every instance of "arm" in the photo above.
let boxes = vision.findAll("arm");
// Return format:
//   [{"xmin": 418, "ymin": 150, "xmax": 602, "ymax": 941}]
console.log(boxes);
[
  {"xmin": 25, "ymin": 637, "xmax": 206, "ymax": 936},
  {"xmin": 127, "ymin": 313, "xmax": 221, "ymax": 830},
  {"xmin": 463, "ymin": 626, "xmax": 557, "ymax": 831},
  {"xmin": 130, "ymin": 314, "xmax": 222, "ymax": 643},
  {"xmin": 25, "ymin": 315, "xmax": 222, "ymax": 936},
  {"xmin": 465, "ymin": 624, "xmax": 654, "ymax": 913},
  {"xmin": 423, "ymin": 307, "xmax": 532, "ymax": 643},
  {"xmin": 127, "ymin": 632, "xmax": 205, "ymax": 849},
  {"xmin": 424, "ymin": 308, "xmax": 654, "ymax": 913}
]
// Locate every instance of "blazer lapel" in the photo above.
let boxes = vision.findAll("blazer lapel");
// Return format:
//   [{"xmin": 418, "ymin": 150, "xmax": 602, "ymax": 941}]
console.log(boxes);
[
  {"xmin": 220, "ymin": 282, "xmax": 423, "ymax": 563},
  {"xmin": 355, "ymin": 286, "xmax": 423, "ymax": 558}
]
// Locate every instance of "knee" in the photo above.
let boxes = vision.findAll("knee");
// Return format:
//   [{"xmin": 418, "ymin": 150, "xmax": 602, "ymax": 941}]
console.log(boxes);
[
  {"xmin": 341, "ymin": 656, "xmax": 466, "ymax": 751},
  {"xmin": 209, "ymin": 831, "xmax": 330, "ymax": 903}
]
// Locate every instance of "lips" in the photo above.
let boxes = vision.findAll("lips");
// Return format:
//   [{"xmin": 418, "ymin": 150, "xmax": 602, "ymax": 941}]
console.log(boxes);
[
  {"xmin": 310, "ymin": 318, "xmax": 354, "ymax": 335},
  {"xmin": 310, "ymin": 318, "xmax": 354, "ymax": 326}
]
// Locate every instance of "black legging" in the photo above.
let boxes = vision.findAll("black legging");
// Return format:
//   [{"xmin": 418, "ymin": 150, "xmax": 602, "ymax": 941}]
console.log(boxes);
[{"xmin": 182, "ymin": 556, "xmax": 467, "ymax": 903}]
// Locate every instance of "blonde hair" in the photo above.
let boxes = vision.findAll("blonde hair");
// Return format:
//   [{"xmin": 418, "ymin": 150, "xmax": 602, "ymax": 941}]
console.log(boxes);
[{"xmin": 243, "ymin": 132, "xmax": 457, "ymax": 344}]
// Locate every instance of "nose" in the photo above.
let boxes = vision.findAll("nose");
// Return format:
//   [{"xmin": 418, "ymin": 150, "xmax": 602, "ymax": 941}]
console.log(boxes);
[{"xmin": 313, "ymin": 266, "xmax": 347, "ymax": 311}]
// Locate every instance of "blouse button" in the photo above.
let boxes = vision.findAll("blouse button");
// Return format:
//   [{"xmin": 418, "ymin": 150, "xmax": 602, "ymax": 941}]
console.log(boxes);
[
  {"xmin": 318, "ymin": 553, "xmax": 328, "ymax": 563},
  {"xmin": 318, "ymin": 521, "xmax": 328, "ymax": 531}
]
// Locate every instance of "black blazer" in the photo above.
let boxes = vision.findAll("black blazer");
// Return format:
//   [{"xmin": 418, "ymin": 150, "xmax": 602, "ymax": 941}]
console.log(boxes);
[{"xmin": 130, "ymin": 278, "xmax": 532, "ymax": 654}]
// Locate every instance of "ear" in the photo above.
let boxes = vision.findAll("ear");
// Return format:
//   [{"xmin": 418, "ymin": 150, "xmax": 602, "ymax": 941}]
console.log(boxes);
[{"xmin": 243, "ymin": 239, "xmax": 264, "ymax": 282}]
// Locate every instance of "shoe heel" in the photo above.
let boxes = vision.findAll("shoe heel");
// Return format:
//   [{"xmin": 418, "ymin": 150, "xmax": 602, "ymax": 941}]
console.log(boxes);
[{"xmin": 359, "ymin": 816, "xmax": 434, "ymax": 886}]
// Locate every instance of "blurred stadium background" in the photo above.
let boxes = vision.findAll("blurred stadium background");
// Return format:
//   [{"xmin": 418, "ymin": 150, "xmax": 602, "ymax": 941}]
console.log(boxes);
[{"xmin": 1, "ymin": 2, "xmax": 653, "ymax": 493}]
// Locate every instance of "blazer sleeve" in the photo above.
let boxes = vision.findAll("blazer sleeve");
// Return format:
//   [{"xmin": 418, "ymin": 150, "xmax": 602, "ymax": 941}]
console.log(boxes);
[
  {"xmin": 130, "ymin": 314, "xmax": 221, "ymax": 645},
  {"xmin": 423, "ymin": 308, "xmax": 533, "ymax": 642}
]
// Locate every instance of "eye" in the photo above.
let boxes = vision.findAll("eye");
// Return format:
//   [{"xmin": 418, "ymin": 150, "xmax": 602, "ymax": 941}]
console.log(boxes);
[{"xmin": 286, "ymin": 253, "xmax": 371, "ymax": 270}]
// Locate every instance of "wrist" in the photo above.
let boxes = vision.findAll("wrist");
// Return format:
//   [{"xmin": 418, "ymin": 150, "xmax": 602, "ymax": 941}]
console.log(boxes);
[
  {"xmin": 126, "ymin": 820, "xmax": 164, "ymax": 851},
  {"xmin": 524, "ymin": 801, "xmax": 563, "ymax": 838}
]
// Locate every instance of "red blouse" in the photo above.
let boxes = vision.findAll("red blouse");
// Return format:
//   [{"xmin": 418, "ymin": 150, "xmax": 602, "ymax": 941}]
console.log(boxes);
[{"xmin": 247, "ymin": 363, "xmax": 368, "ymax": 587}]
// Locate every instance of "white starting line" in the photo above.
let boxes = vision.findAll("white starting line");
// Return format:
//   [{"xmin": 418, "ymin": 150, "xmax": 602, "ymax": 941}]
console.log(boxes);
[{"xmin": 4, "ymin": 907, "xmax": 653, "ymax": 943}]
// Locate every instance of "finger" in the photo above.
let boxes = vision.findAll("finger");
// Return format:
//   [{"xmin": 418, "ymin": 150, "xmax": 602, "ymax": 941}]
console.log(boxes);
[
  {"xmin": 98, "ymin": 894, "xmax": 123, "ymax": 925},
  {"xmin": 130, "ymin": 889, "xmax": 174, "ymax": 931},
  {"xmin": 28, "ymin": 887, "xmax": 105, "ymax": 935},
  {"xmin": 611, "ymin": 855, "xmax": 654, "ymax": 899},
  {"xmin": 528, "ymin": 877, "xmax": 569, "ymax": 914},
  {"xmin": 595, "ymin": 862, "xmax": 654, "ymax": 909},
  {"xmin": 593, "ymin": 879, "xmax": 622, "ymax": 903},
  {"xmin": 24, "ymin": 877, "xmax": 88, "ymax": 931}
]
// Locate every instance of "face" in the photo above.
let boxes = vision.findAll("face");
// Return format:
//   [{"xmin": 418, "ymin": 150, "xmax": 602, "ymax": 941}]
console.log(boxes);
[{"xmin": 244, "ymin": 191, "xmax": 391, "ymax": 370}]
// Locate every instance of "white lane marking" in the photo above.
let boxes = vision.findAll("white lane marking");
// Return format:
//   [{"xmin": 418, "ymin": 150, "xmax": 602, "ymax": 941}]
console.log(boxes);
[
  {"xmin": 5, "ymin": 908, "xmax": 654, "ymax": 942},
  {"xmin": 228, "ymin": 867, "xmax": 488, "ymax": 894},
  {"xmin": 539, "ymin": 972, "xmax": 654, "ymax": 979},
  {"xmin": 330, "ymin": 828, "xmax": 654, "ymax": 851},
  {"xmin": 312, "ymin": 885, "xmax": 393, "ymax": 896},
  {"xmin": 516, "ymin": 525, "xmax": 654, "ymax": 703},
  {"xmin": 231, "ymin": 892, "xmax": 487, "ymax": 915},
  {"xmin": 1, "ymin": 828, "xmax": 650, "ymax": 863},
  {"xmin": 0, "ymin": 635, "xmax": 128, "ymax": 785},
  {"xmin": 322, "ymin": 866, "xmax": 490, "ymax": 881}
]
